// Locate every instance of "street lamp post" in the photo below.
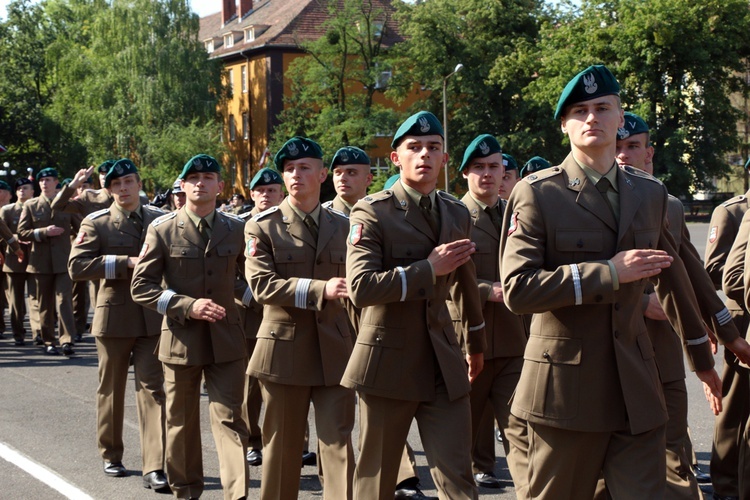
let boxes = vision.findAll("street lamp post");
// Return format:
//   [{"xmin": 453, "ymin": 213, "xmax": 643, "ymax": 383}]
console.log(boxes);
[{"xmin": 442, "ymin": 63, "xmax": 464, "ymax": 193}]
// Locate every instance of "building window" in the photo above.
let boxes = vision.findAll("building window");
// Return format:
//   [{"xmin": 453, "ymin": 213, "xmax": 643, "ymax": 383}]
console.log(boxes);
[
  {"xmin": 204, "ymin": 40, "xmax": 214, "ymax": 53},
  {"xmin": 244, "ymin": 27, "xmax": 254, "ymax": 43},
  {"xmin": 229, "ymin": 114, "xmax": 236, "ymax": 142},
  {"xmin": 243, "ymin": 159, "xmax": 250, "ymax": 184},
  {"xmin": 224, "ymin": 33, "xmax": 234, "ymax": 48},
  {"xmin": 242, "ymin": 113, "xmax": 249, "ymax": 140},
  {"xmin": 227, "ymin": 68, "xmax": 234, "ymax": 94},
  {"xmin": 373, "ymin": 22, "xmax": 384, "ymax": 38},
  {"xmin": 241, "ymin": 66, "xmax": 247, "ymax": 93}
]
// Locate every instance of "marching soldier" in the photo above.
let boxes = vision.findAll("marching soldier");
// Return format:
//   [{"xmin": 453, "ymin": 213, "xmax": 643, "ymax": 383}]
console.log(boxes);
[
  {"xmin": 68, "ymin": 159, "xmax": 168, "ymax": 490},
  {"xmin": 239, "ymin": 167, "xmax": 286, "ymax": 467},
  {"xmin": 324, "ymin": 146, "xmax": 373, "ymax": 214},
  {"xmin": 52, "ymin": 161, "xmax": 116, "ymax": 216},
  {"xmin": 1, "ymin": 178, "xmax": 39, "ymax": 345},
  {"xmin": 452, "ymin": 135, "xmax": 529, "ymax": 492},
  {"xmin": 499, "ymin": 153, "xmax": 521, "ymax": 201},
  {"xmin": 132, "ymin": 154, "xmax": 250, "ymax": 500},
  {"xmin": 705, "ymin": 159, "xmax": 750, "ymax": 500},
  {"xmin": 244, "ymin": 137, "xmax": 356, "ymax": 500},
  {"xmin": 499, "ymin": 65, "xmax": 743, "ymax": 498},
  {"xmin": 518, "ymin": 156, "xmax": 551, "ymax": 178},
  {"xmin": 171, "ymin": 179, "xmax": 186, "ymax": 212},
  {"xmin": 344, "ymin": 111, "xmax": 487, "ymax": 500},
  {"xmin": 18, "ymin": 168, "xmax": 77, "ymax": 356}
]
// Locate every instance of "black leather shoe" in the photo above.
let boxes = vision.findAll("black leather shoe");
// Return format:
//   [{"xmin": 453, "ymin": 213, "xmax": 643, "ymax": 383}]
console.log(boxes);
[
  {"xmin": 14, "ymin": 339, "xmax": 25, "ymax": 346},
  {"xmin": 246, "ymin": 448, "xmax": 262, "ymax": 466},
  {"xmin": 61, "ymin": 343, "xmax": 74, "ymax": 356},
  {"xmin": 474, "ymin": 472, "xmax": 502, "ymax": 489},
  {"xmin": 394, "ymin": 485, "xmax": 438, "ymax": 499},
  {"xmin": 45, "ymin": 345, "xmax": 59, "ymax": 355},
  {"xmin": 692, "ymin": 464, "xmax": 710, "ymax": 484},
  {"xmin": 74, "ymin": 333, "xmax": 83, "ymax": 343},
  {"xmin": 143, "ymin": 470, "xmax": 169, "ymax": 491},
  {"xmin": 34, "ymin": 335, "xmax": 43, "ymax": 345},
  {"xmin": 103, "ymin": 461, "xmax": 126, "ymax": 477},
  {"xmin": 301, "ymin": 451, "xmax": 317, "ymax": 467}
]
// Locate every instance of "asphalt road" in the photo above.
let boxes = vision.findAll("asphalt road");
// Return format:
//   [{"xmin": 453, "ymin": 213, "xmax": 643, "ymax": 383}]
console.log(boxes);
[{"xmin": 0, "ymin": 223, "xmax": 729, "ymax": 499}]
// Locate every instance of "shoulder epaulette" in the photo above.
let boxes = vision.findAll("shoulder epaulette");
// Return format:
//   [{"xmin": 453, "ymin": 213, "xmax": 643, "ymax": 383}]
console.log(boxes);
[
  {"xmin": 325, "ymin": 206, "xmax": 349, "ymax": 219},
  {"xmin": 221, "ymin": 211, "xmax": 244, "ymax": 223},
  {"xmin": 524, "ymin": 166, "xmax": 562, "ymax": 184},
  {"xmin": 252, "ymin": 206, "xmax": 279, "ymax": 221},
  {"xmin": 239, "ymin": 211, "xmax": 254, "ymax": 220},
  {"xmin": 722, "ymin": 195, "xmax": 746, "ymax": 207},
  {"xmin": 621, "ymin": 165, "xmax": 662, "ymax": 184},
  {"xmin": 363, "ymin": 190, "xmax": 393, "ymax": 204},
  {"xmin": 152, "ymin": 211, "xmax": 177, "ymax": 226},
  {"xmin": 86, "ymin": 208, "xmax": 110, "ymax": 221},
  {"xmin": 322, "ymin": 200, "xmax": 333, "ymax": 209},
  {"xmin": 143, "ymin": 205, "xmax": 166, "ymax": 215}
]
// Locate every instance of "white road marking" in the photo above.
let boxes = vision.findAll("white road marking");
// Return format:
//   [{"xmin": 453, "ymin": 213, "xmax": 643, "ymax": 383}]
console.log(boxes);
[{"xmin": 0, "ymin": 441, "xmax": 94, "ymax": 499}]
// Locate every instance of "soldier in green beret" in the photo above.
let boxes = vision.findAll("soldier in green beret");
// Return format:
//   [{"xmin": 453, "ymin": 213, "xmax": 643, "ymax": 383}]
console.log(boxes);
[
  {"xmin": 324, "ymin": 146, "xmax": 373, "ymax": 215},
  {"xmin": 498, "ymin": 154, "xmax": 520, "ymax": 201},
  {"xmin": 520, "ymin": 156, "xmax": 551, "ymax": 178},
  {"xmin": 500, "ymin": 64, "xmax": 740, "ymax": 499},
  {"xmin": 344, "ymin": 111, "xmax": 486, "ymax": 499},
  {"xmin": 18, "ymin": 167, "xmax": 77, "ymax": 356}
]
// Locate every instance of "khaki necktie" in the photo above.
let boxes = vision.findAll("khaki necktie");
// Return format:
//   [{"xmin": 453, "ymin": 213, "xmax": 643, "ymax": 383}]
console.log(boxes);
[
  {"xmin": 130, "ymin": 213, "xmax": 143, "ymax": 234},
  {"xmin": 303, "ymin": 214, "xmax": 319, "ymax": 241},
  {"xmin": 197, "ymin": 218, "xmax": 210, "ymax": 245},
  {"xmin": 596, "ymin": 177, "xmax": 617, "ymax": 220},
  {"xmin": 486, "ymin": 205, "xmax": 503, "ymax": 235},
  {"xmin": 419, "ymin": 196, "xmax": 439, "ymax": 237}
]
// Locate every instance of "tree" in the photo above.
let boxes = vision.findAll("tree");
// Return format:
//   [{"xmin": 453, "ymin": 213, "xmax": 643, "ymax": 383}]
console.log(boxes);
[{"xmin": 271, "ymin": 0, "xmax": 402, "ymax": 164}]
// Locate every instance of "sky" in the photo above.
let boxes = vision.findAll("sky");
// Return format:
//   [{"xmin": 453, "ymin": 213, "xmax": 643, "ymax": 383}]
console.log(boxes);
[{"xmin": 0, "ymin": 0, "xmax": 220, "ymax": 20}]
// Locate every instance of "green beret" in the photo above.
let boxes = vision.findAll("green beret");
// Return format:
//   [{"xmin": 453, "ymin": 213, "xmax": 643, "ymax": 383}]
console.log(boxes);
[
  {"xmin": 178, "ymin": 154, "xmax": 221, "ymax": 180},
  {"xmin": 383, "ymin": 173, "xmax": 400, "ymax": 190},
  {"xmin": 14, "ymin": 177, "xmax": 32, "ymax": 189},
  {"xmin": 502, "ymin": 153, "xmax": 518, "ymax": 171},
  {"xmin": 459, "ymin": 134, "xmax": 502, "ymax": 172},
  {"xmin": 273, "ymin": 137, "xmax": 323, "ymax": 169},
  {"xmin": 330, "ymin": 146, "xmax": 371, "ymax": 169},
  {"xmin": 61, "ymin": 178, "xmax": 73, "ymax": 187},
  {"xmin": 104, "ymin": 158, "xmax": 138, "ymax": 188},
  {"xmin": 391, "ymin": 111, "xmax": 444, "ymax": 148},
  {"xmin": 617, "ymin": 112, "xmax": 650, "ymax": 140},
  {"xmin": 554, "ymin": 64, "xmax": 620, "ymax": 120},
  {"xmin": 249, "ymin": 167, "xmax": 282, "ymax": 190},
  {"xmin": 171, "ymin": 178, "xmax": 183, "ymax": 193},
  {"xmin": 0, "ymin": 180, "xmax": 11, "ymax": 192},
  {"xmin": 97, "ymin": 160, "xmax": 117, "ymax": 174},
  {"xmin": 520, "ymin": 156, "xmax": 551, "ymax": 178},
  {"xmin": 36, "ymin": 168, "xmax": 58, "ymax": 180}
]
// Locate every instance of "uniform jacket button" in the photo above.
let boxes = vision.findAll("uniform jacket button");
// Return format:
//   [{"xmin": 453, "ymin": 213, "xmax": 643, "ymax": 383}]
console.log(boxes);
[
  {"xmin": 542, "ymin": 351, "xmax": 549, "ymax": 359},
  {"xmin": 207, "ymin": 270, "xmax": 212, "ymax": 276},
  {"xmin": 614, "ymin": 302, "xmax": 620, "ymax": 310},
  {"xmin": 287, "ymin": 255, "xmax": 292, "ymax": 260},
  {"xmin": 376, "ymin": 335, "xmax": 382, "ymax": 343},
  {"xmin": 595, "ymin": 295, "xmax": 603, "ymax": 302},
  {"xmin": 270, "ymin": 331, "xmax": 276, "ymax": 337},
  {"xmin": 206, "ymin": 289, "xmax": 212, "ymax": 294},
  {"xmin": 181, "ymin": 250, "xmax": 186, "ymax": 255},
  {"xmin": 576, "ymin": 240, "xmax": 584, "ymax": 248},
  {"xmin": 206, "ymin": 252, "xmax": 212, "ymax": 257}
]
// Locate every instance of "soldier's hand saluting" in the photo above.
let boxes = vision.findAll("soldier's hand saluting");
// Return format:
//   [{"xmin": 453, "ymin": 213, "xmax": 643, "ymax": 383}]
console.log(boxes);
[{"xmin": 428, "ymin": 239, "xmax": 476, "ymax": 276}]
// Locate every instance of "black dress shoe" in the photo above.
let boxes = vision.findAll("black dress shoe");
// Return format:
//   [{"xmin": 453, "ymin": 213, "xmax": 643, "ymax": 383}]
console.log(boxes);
[
  {"xmin": 143, "ymin": 470, "xmax": 170, "ymax": 491},
  {"xmin": 474, "ymin": 472, "xmax": 502, "ymax": 489},
  {"xmin": 394, "ymin": 485, "xmax": 438, "ymax": 499},
  {"xmin": 246, "ymin": 448, "xmax": 262, "ymax": 466},
  {"xmin": 301, "ymin": 451, "xmax": 317, "ymax": 467},
  {"xmin": 692, "ymin": 464, "xmax": 711, "ymax": 484},
  {"xmin": 61, "ymin": 343, "xmax": 74, "ymax": 356},
  {"xmin": 14, "ymin": 339, "xmax": 25, "ymax": 346},
  {"xmin": 74, "ymin": 333, "xmax": 83, "ymax": 343},
  {"xmin": 34, "ymin": 335, "xmax": 44, "ymax": 345},
  {"xmin": 103, "ymin": 461, "xmax": 126, "ymax": 477},
  {"xmin": 45, "ymin": 345, "xmax": 59, "ymax": 355}
]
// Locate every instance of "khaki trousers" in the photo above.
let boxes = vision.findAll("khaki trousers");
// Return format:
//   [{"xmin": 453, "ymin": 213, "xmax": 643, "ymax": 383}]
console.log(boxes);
[
  {"xmin": 95, "ymin": 336, "xmax": 165, "ymax": 473},
  {"xmin": 242, "ymin": 338, "xmax": 263, "ymax": 450},
  {"xmin": 34, "ymin": 272, "xmax": 75, "ymax": 346},
  {"xmin": 6, "ymin": 272, "xmax": 40, "ymax": 341},
  {"xmin": 163, "ymin": 359, "xmax": 248, "ymax": 500}
]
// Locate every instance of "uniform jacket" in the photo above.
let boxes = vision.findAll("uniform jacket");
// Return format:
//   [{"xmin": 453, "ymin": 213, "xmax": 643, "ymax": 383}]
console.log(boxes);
[
  {"xmin": 52, "ymin": 184, "xmax": 113, "ymax": 216},
  {"xmin": 343, "ymin": 181, "xmax": 487, "ymax": 402},
  {"xmin": 237, "ymin": 208, "xmax": 263, "ymax": 339},
  {"xmin": 68, "ymin": 204, "xmax": 165, "ymax": 337},
  {"xmin": 131, "ymin": 207, "xmax": 248, "ymax": 366},
  {"xmin": 500, "ymin": 154, "xmax": 715, "ymax": 435},
  {"xmin": 18, "ymin": 196, "xmax": 73, "ymax": 274},
  {"xmin": 0, "ymin": 201, "xmax": 27, "ymax": 273},
  {"xmin": 244, "ymin": 199, "xmax": 353, "ymax": 386},
  {"xmin": 322, "ymin": 196, "xmax": 352, "ymax": 216},
  {"xmin": 449, "ymin": 195, "xmax": 527, "ymax": 359},
  {"xmin": 720, "ymin": 207, "xmax": 750, "ymax": 369}
]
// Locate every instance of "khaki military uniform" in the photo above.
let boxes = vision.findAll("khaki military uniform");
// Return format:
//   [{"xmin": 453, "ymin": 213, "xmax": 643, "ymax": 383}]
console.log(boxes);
[
  {"xmin": 706, "ymin": 192, "xmax": 750, "ymax": 499},
  {"xmin": 18, "ymin": 196, "xmax": 76, "ymax": 346},
  {"xmin": 500, "ymin": 155, "xmax": 716, "ymax": 499},
  {"xmin": 0, "ymin": 201, "xmax": 38, "ymax": 342},
  {"xmin": 344, "ymin": 181, "xmax": 486, "ymax": 500},
  {"xmin": 68, "ymin": 204, "xmax": 166, "ymax": 474},
  {"xmin": 131, "ymin": 207, "xmax": 249, "ymax": 500},
  {"xmin": 322, "ymin": 195, "xmax": 353, "ymax": 215},
  {"xmin": 245, "ymin": 199, "xmax": 355, "ymax": 500},
  {"xmin": 449, "ymin": 195, "xmax": 529, "ymax": 489}
]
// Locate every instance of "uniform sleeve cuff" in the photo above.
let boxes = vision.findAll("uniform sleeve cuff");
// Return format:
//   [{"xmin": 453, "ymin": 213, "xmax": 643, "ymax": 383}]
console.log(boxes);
[
  {"xmin": 607, "ymin": 260, "xmax": 619, "ymax": 291},
  {"xmin": 396, "ymin": 266, "xmax": 407, "ymax": 302},
  {"xmin": 295, "ymin": 278, "xmax": 311, "ymax": 309},
  {"xmin": 157, "ymin": 289, "xmax": 177, "ymax": 315},
  {"xmin": 242, "ymin": 286, "xmax": 253, "ymax": 307},
  {"xmin": 33, "ymin": 229, "xmax": 42, "ymax": 242},
  {"xmin": 104, "ymin": 255, "xmax": 117, "ymax": 279},
  {"xmin": 569, "ymin": 264, "xmax": 582, "ymax": 305}
]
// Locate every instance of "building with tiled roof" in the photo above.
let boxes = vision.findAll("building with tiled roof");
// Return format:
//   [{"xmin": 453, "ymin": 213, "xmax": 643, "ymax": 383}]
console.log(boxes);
[{"xmin": 199, "ymin": 0, "xmax": 415, "ymax": 195}]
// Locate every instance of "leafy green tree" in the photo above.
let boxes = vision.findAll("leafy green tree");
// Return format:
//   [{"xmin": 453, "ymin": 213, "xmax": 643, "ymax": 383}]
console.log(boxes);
[{"xmin": 271, "ymin": 0, "xmax": 401, "ymax": 164}]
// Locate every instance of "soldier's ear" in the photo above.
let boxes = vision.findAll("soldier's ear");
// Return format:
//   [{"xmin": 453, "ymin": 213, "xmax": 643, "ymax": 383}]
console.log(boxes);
[{"xmin": 389, "ymin": 150, "xmax": 401, "ymax": 167}]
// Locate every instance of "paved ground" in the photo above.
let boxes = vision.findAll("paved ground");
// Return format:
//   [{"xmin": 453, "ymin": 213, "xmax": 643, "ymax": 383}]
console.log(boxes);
[{"xmin": 0, "ymin": 223, "xmax": 730, "ymax": 499}]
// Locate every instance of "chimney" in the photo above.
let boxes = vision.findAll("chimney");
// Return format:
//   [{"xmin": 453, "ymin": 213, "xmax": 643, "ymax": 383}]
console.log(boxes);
[
  {"xmin": 222, "ymin": 0, "xmax": 236, "ymax": 26},
  {"xmin": 238, "ymin": 0, "xmax": 253, "ymax": 19}
]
